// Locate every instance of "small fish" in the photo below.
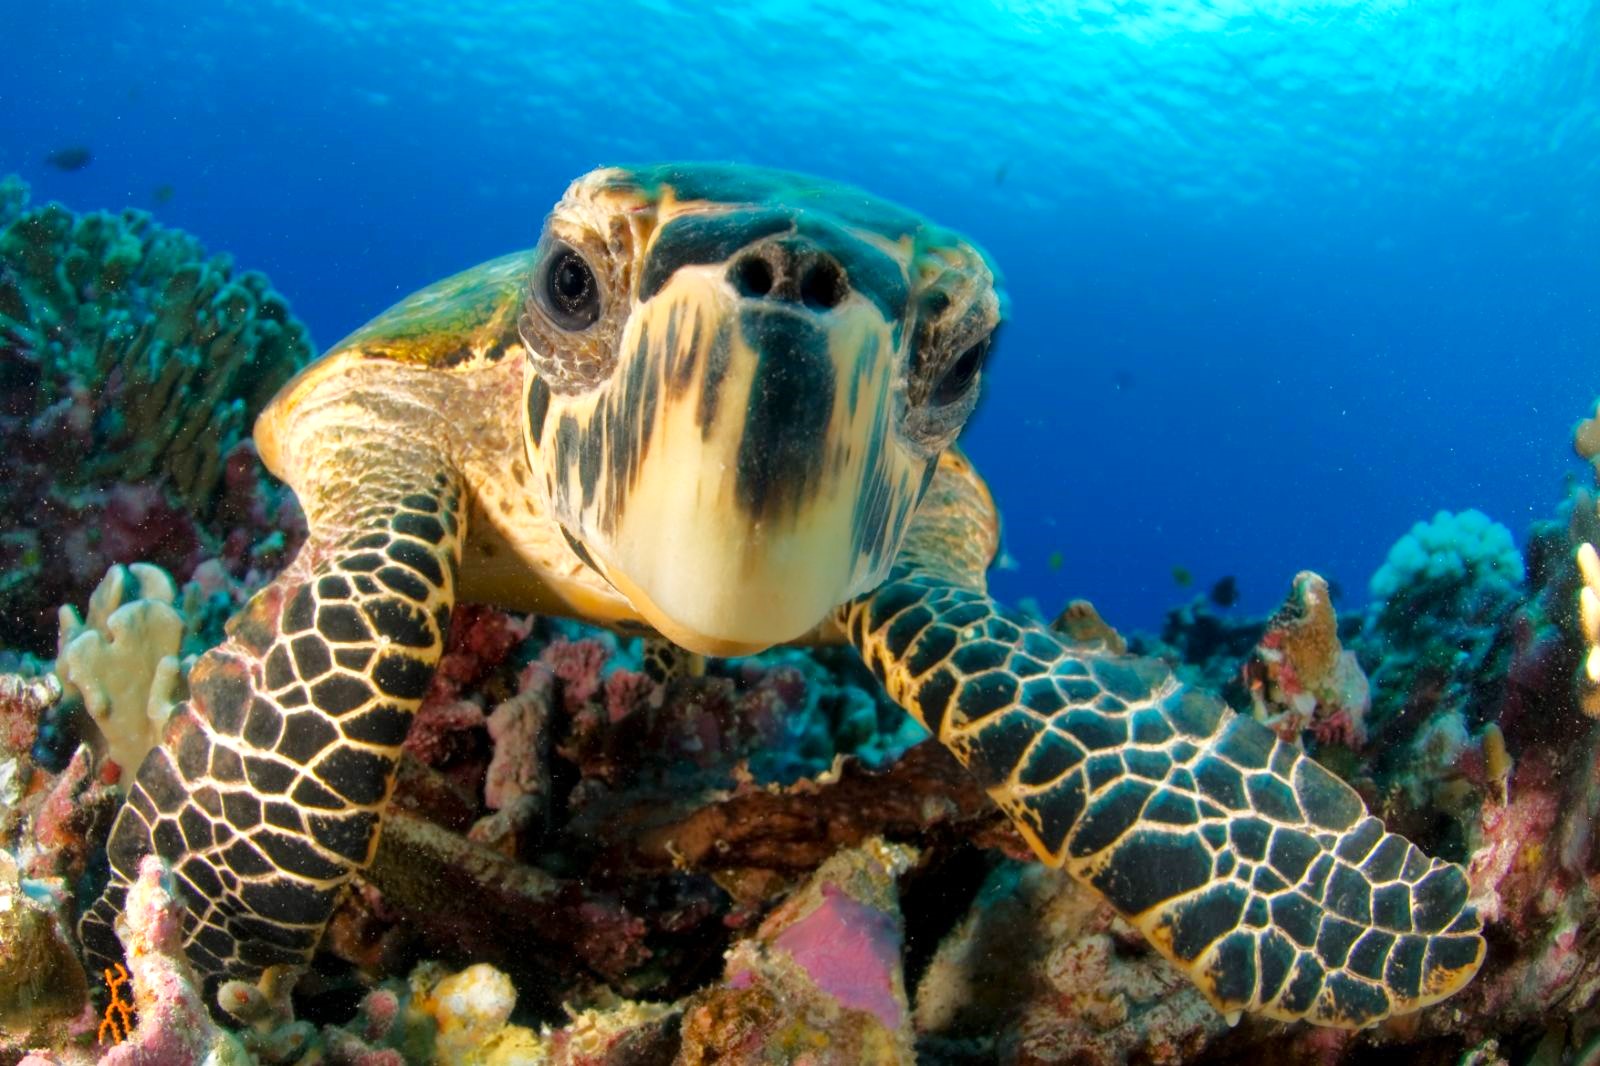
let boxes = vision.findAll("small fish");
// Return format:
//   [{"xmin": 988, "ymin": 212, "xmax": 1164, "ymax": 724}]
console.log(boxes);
[
  {"xmin": 995, "ymin": 549, "xmax": 1020, "ymax": 572},
  {"xmin": 152, "ymin": 184, "xmax": 175, "ymax": 205},
  {"xmin": 44, "ymin": 146, "xmax": 92, "ymax": 171},
  {"xmin": 1209, "ymin": 575, "xmax": 1239, "ymax": 608},
  {"xmin": 1047, "ymin": 551, "xmax": 1064, "ymax": 572},
  {"xmin": 1172, "ymin": 566, "xmax": 1192, "ymax": 587},
  {"xmin": 994, "ymin": 160, "xmax": 1011, "ymax": 186}
]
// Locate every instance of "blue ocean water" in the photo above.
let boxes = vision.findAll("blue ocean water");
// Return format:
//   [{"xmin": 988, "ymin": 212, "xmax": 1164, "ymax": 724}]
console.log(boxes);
[{"xmin": 2, "ymin": 0, "xmax": 1596, "ymax": 630}]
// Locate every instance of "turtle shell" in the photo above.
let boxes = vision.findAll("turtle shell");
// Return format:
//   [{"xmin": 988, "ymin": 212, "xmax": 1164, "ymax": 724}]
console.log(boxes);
[{"xmin": 329, "ymin": 249, "xmax": 532, "ymax": 369}]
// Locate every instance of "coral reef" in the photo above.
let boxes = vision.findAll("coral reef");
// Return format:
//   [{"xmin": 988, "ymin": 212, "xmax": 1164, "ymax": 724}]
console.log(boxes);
[
  {"xmin": 10, "ymin": 180, "xmax": 1600, "ymax": 1062},
  {"xmin": 2, "ymin": 480, "xmax": 1598, "ymax": 1063},
  {"xmin": 0, "ymin": 175, "xmax": 310, "ymax": 653},
  {"xmin": 6, "ymin": 456, "xmax": 1599, "ymax": 1064}
]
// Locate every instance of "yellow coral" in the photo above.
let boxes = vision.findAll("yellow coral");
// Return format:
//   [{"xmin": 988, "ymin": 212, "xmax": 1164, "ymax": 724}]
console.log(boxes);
[
  {"xmin": 413, "ymin": 962, "xmax": 545, "ymax": 1066},
  {"xmin": 54, "ymin": 564, "xmax": 186, "ymax": 773}
]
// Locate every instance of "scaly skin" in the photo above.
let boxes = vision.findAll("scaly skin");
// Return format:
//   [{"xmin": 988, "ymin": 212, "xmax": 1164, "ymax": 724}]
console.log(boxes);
[
  {"xmin": 838, "ymin": 454, "xmax": 1482, "ymax": 1027},
  {"xmin": 81, "ymin": 442, "xmax": 464, "ymax": 985}
]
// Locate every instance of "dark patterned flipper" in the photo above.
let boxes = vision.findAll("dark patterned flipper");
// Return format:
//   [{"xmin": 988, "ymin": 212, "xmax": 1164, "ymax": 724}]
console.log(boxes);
[
  {"xmin": 840, "ymin": 564, "xmax": 1484, "ymax": 1028},
  {"xmin": 80, "ymin": 443, "xmax": 464, "ymax": 983},
  {"xmin": 640, "ymin": 636, "xmax": 705, "ymax": 684}
]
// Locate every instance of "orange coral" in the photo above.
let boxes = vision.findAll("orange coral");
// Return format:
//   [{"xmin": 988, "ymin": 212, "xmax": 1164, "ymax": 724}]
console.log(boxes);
[{"xmin": 98, "ymin": 962, "xmax": 135, "ymax": 1045}]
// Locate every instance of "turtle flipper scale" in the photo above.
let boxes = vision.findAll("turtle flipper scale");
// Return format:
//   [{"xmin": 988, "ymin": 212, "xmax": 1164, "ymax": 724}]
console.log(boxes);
[
  {"xmin": 80, "ymin": 442, "xmax": 464, "ymax": 984},
  {"xmin": 841, "ymin": 565, "xmax": 1484, "ymax": 1029}
]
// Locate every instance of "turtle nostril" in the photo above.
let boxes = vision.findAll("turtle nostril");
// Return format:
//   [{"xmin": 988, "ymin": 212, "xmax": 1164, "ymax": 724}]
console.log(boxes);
[
  {"xmin": 732, "ymin": 256, "xmax": 773, "ymax": 298},
  {"xmin": 800, "ymin": 260, "xmax": 845, "ymax": 310}
]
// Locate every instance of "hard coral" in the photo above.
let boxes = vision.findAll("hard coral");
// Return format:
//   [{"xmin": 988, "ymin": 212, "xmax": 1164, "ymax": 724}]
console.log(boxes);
[
  {"xmin": 1368, "ymin": 509, "xmax": 1523, "ymax": 624},
  {"xmin": 1358, "ymin": 509, "xmax": 1525, "ymax": 759},
  {"xmin": 54, "ymin": 564, "xmax": 185, "ymax": 776},
  {"xmin": 0, "ymin": 174, "xmax": 311, "ymax": 653}
]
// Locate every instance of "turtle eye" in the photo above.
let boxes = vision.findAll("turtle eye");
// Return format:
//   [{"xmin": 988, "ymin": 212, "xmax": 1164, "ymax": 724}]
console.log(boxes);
[
  {"xmin": 538, "ymin": 243, "xmax": 601, "ymax": 330},
  {"xmin": 930, "ymin": 336, "xmax": 989, "ymax": 406}
]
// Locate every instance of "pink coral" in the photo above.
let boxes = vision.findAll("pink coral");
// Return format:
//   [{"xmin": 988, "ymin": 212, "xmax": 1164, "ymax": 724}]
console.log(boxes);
[
  {"xmin": 425, "ymin": 604, "xmax": 532, "ymax": 703},
  {"xmin": 1468, "ymin": 752, "xmax": 1566, "ymax": 934},
  {"xmin": 402, "ymin": 698, "xmax": 486, "ymax": 767},
  {"xmin": 541, "ymin": 637, "xmax": 609, "ymax": 712},
  {"xmin": 0, "ymin": 673, "xmax": 55, "ymax": 756},
  {"xmin": 319, "ymin": 986, "xmax": 409, "ymax": 1066},
  {"xmin": 769, "ymin": 883, "xmax": 905, "ymax": 1030},
  {"xmin": 683, "ymin": 842, "xmax": 916, "ymax": 1062},
  {"xmin": 482, "ymin": 668, "xmax": 552, "ymax": 811},
  {"xmin": 602, "ymin": 668, "xmax": 657, "ymax": 724},
  {"xmin": 25, "ymin": 746, "xmax": 94, "ymax": 879}
]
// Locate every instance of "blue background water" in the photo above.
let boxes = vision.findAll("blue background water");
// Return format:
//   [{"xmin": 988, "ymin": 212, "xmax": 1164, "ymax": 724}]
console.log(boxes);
[{"xmin": 3, "ymin": 0, "xmax": 1596, "ymax": 630}]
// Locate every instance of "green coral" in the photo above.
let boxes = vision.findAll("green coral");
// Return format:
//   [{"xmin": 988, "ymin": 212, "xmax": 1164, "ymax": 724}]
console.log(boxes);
[{"xmin": 0, "ymin": 173, "xmax": 311, "ymax": 515}]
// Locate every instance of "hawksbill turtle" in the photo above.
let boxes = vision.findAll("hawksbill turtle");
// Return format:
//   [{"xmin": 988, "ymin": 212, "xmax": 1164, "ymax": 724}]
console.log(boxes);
[{"xmin": 79, "ymin": 163, "xmax": 1483, "ymax": 1029}]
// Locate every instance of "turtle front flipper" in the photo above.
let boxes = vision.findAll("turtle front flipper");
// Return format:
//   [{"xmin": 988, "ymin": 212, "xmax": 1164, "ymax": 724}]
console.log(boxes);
[
  {"xmin": 79, "ymin": 442, "xmax": 464, "ymax": 985},
  {"xmin": 842, "ymin": 570, "xmax": 1483, "ymax": 1027},
  {"xmin": 840, "ymin": 449, "xmax": 1482, "ymax": 1029}
]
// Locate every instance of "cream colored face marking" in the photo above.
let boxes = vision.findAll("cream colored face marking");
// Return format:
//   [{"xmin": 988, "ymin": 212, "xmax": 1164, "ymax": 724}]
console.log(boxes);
[{"xmin": 516, "ymin": 164, "xmax": 1002, "ymax": 655}]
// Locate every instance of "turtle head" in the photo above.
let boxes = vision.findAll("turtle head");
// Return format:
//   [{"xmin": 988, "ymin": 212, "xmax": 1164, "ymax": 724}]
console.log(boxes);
[{"xmin": 518, "ymin": 163, "xmax": 1003, "ymax": 655}]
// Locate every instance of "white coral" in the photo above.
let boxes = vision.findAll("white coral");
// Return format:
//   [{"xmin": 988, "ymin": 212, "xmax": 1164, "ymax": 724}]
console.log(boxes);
[
  {"xmin": 55, "ymin": 564, "xmax": 186, "ymax": 774},
  {"xmin": 1369, "ymin": 508, "xmax": 1523, "ymax": 602}
]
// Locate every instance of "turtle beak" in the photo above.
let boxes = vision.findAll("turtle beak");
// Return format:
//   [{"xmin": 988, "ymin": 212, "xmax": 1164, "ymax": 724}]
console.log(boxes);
[{"xmin": 547, "ymin": 263, "xmax": 929, "ymax": 656}]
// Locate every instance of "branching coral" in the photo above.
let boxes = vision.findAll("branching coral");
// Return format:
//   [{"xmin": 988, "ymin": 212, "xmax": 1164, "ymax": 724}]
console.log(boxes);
[{"xmin": 0, "ymin": 175, "xmax": 310, "ymax": 653}]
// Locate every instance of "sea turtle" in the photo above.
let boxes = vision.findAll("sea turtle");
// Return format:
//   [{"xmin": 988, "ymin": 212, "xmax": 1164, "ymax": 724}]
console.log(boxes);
[{"xmin": 80, "ymin": 163, "xmax": 1483, "ymax": 1029}]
